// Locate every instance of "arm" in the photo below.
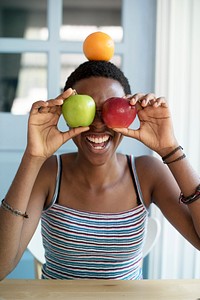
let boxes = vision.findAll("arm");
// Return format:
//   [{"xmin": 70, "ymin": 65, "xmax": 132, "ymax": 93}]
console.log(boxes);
[
  {"xmin": 139, "ymin": 155, "xmax": 200, "ymax": 250},
  {"xmin": 161, "ymin": 156, "xmax": 200, "ymax": 241},
  {"xmin": 0, "ymin": 153, "xmax": 46, "ymax": 279},
  {"xmin": 114, "ymin": 93, "xmax": 200, "ymax": 248},
  {"xmin": 0, "ymin": 89, "xmax": 89, "ymax": 280}
]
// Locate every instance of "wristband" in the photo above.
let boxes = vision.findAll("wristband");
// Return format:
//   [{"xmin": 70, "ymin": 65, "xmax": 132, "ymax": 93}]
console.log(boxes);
[
  {"xmin": 1, "ymin": 199, "xmax": 29, "ymax": 218},
  {"xmin": 179, "ymin": 184, "xmax": 200, "ymax": 205}
]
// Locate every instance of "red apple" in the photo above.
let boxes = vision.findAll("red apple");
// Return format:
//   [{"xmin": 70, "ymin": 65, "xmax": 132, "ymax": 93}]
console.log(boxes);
[{"xmin": 102, "ymin": 97, "xmax": 137, "ymax": 128}]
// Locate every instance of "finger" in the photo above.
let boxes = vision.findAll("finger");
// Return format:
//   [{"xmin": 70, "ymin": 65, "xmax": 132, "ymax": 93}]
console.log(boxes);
[
  {"xmin": 121, "ymin": 95, "xmax": 139, "ymax": 112},
  {"xmin": 46, "ymin": 98, "xmax": 64, "ymax": 108},
  {"xmin": 62, "ymin": 126, "xmax": 89, "ymax": 142},
  {"xmin": 38, "ymin": 106, "xmax": 50, "ymax": 114},
  {"xmin": 129, "ymin": 93, "xmax": 154, "ymax": 111},
  {"xmin": 36, "ymin": 100, "xmax": 62, "ymax": 114},
  {"xmin": 30, "ymin": 101, "xmax": 48, "ymax": 114},
  {"xmin": 134, "ymin": 94, "xmax": 168, "ymax": 109},
  {"xmin": 41, "ymin": 96, "xmax": 71, "ymax": 113},
  {"xmin": 129, "ymin": 93, "xmax": 145, "ymax": 105},
  {"xmin": 112, "ymin": 127, "xmax": 140, "ymax": 141},
  {"xmin": 142, "ymin": 96, "xmax": 168, "ymax": 108},
  {"xmin": 139, "ymin": 93, "xmax": 156, "ymax": 107},
  {"xmin": 55, "ymin": 88, "xmax": 75, "ymax": 101},
  {"xmin": 40, "ymin": 104, "xmax": 62, "ymax": 115},
  {"xmin": 153, "ymin": 97, "xmax": 168, "ymax": 107},
  {"xmin": 31, "ymin": 99, "xmax": 63, "ymax": 115},
  {"xmin": 128, "ymin": 94, "xmax": 146, "ymax": 112},
  {"xmin": 34, "ymin": 88, "xmax": 76, "ymax": 111},
  {"xmin": 123, "ymin": 94, "xmax": 134, "ymax": 99}
]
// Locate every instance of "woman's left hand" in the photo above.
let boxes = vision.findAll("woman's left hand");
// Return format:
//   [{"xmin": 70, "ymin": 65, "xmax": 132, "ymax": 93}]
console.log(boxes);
[{"xmin": 113, "ymin": 93, "xmax": 178, "ymax": 154}]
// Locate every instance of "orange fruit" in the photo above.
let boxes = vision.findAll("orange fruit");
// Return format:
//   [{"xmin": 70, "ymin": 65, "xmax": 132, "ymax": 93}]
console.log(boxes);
[{"xmin": 83, "ymin": 31, "xmax": 115, "ymax": 61}]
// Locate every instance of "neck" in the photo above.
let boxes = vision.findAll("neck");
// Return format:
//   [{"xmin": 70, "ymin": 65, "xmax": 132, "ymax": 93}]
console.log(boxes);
[{"xmin": 73, "ymin": 153, "xmax": 123, "ymax": 190}]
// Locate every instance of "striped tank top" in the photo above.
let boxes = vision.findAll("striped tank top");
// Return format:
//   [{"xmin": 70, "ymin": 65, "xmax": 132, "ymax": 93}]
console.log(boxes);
[{"xmin": 41, "ymin": 155, "xmax": 148, "ymax": 280}]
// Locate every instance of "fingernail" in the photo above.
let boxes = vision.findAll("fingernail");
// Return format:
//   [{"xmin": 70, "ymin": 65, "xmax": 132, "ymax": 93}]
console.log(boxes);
[{"xmin": 142, "ymin": 99, "xmax": 147, "ymax": 105}]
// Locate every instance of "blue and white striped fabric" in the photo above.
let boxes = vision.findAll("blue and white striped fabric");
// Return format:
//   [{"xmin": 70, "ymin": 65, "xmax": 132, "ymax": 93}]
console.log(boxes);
[
  {"xmin": 41, "ymin": 204, "xmax": 147, "ymax": 279},
  {"xmin": 41, "ymin": 155, "xmax": 148, "ymax": 280}
]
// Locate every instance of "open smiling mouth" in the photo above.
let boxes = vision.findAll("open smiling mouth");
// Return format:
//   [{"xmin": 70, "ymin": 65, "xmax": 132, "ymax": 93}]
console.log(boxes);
[{"xmin": 86, "ymin": 135, "xmax": 110, "ymax": 150}]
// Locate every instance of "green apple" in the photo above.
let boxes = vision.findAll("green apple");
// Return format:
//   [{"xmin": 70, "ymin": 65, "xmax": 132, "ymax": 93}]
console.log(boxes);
[{"xmin": 62, "ymin": 94, "xmax": 96, "ymax": 127}]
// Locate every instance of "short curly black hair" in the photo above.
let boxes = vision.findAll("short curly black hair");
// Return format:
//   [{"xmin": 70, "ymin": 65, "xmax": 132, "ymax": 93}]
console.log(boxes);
[{"xmin": 64, "ymin": 60, "xmax": 131, "ymax": 94}]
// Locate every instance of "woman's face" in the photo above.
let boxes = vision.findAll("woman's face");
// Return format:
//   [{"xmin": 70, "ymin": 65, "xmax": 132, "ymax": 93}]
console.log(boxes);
[{"xmin": 72, "ymin": 77, "xmax": 125, "ymax": 165}]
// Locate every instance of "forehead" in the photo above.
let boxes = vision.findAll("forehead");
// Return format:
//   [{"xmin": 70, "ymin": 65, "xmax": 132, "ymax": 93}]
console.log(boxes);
[{"xmin": 73, "ymin": 77, "xmax": 125, "ymax": 102}]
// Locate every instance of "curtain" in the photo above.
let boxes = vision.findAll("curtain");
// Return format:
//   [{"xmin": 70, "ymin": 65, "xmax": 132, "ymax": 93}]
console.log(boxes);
[{"xmin": 148, "ymin": 0, "xmax": 200, "ymax": 279}]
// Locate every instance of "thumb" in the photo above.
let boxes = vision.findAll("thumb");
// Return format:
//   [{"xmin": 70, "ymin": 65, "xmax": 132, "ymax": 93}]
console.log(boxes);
[
  {"xmin": 113, "ymin": 127, "xmax": 140, "ymax": 141},
  {"xmin": 62, "ymin": 126, "xmax": 89, "ymax": 143}
]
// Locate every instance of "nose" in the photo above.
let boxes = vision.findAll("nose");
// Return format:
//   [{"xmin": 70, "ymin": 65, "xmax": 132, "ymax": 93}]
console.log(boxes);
[
  {"xmin": 91, "ymin": 109, "xmax": 105, "ymax": 128},
  {"xmin": 95, "ymin": 109, "xmax": 102, "ymax": 120}
]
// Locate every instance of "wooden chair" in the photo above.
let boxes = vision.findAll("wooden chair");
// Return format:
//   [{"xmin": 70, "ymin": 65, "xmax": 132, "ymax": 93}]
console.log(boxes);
[{"xmin": 27, "ymin": 220, "xmax": 45, "ymax": 279}]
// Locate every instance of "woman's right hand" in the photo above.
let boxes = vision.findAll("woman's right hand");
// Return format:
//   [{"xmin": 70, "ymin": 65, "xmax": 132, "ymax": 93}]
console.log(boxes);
[{"xmin": 26, "ymin": 88, "xmax": 89, "ymax": 159}]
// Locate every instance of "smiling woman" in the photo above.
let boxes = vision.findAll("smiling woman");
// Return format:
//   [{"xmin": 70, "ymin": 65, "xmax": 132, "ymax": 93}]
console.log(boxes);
[
  {"xmin": 1, "ymin": 57, "xmax": 200, "ymax": 281},
  {"xmin": 3, "ymin": 0, "xmax": 199, "ymax": 281}
]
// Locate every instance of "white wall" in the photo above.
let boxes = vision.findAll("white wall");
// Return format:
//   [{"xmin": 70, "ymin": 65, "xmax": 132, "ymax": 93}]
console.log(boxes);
[{"xmin": 149, "ymin": 0, "xmax": 200, "ymax": 279}]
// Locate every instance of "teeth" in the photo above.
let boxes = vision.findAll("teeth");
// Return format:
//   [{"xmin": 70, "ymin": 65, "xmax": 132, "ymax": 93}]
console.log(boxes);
[{"xmin": 87, "ymin": 135, "xmax": 109, "ymax": 144}]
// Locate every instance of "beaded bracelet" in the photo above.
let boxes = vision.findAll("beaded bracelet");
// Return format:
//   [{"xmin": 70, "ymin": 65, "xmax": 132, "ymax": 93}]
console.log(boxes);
[
  {"xmin": 1, "ymin": 199, "xmax": 29, "ymax": 218},
  {"xmin": 162, "ymin": 145, "xmax": 183, "ymax": 161},
  {"xmin": 179, "ymin": 184, "xmax": 200, "ymax": 205}
]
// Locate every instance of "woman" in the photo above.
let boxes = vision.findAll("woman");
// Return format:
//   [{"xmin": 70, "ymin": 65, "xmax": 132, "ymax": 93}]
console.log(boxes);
[{"xmin": 0, "ymin": 60, "xmax": 200, "ymax": 280}]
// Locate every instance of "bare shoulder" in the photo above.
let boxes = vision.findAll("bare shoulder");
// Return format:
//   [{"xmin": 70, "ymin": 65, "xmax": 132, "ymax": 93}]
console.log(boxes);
[
  {"xmin": 38, "ymin": 154, "xmax": 58, "ymax": 179},
  {"xmin": 134, "ymin": 155, "xmax": 166, "ymax": 177},
  {"xmin": 135, "ymin": 154, "xmax": 175, "ymax": 186},
  {"xmin": 39, "ymin": 152, "xmax": 76, "ymax": 173},
  {"xmin": 38, "ymin": 152, "xmax": 77, "ymax": 187},
  {"xmin": 133, "ymin": 155, "xmax": 175, "ymax": 206},
  {"xmin": 135, "ymin": 154, "xmax": 181, "ymax": 206},
  {"xmin": 32, "ymin": 155, "xmax": 58, "ymax": 204}
]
